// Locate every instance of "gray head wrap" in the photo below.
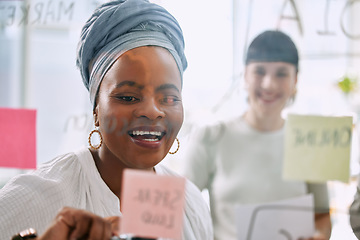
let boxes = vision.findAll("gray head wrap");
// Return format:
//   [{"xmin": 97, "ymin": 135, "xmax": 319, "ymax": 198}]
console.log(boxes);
[{"xmin": 76, "ymin": 0, "xmax": 187, "ymax": 109}]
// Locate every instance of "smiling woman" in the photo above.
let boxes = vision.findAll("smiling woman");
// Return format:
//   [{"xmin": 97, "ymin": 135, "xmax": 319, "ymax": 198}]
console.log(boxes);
[
  {"xmin": 93, "ymin": 46, "xmax": 184, "ymax": 171},
  {"xmin": 180, "ymin": 30, "xmax": 332, "ymax": 240},
  {"xmin": 0, "ymin": 0, "xmax": 213, "ymax": 239}
]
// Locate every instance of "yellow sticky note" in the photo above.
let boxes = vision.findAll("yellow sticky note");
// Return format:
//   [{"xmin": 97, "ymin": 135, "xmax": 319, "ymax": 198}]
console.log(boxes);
[
  {"xmin": 120, "ymin": 169, "xmax": 186, "ymax": 240},
  {"xmin": 283, "ymin": 114, "xmax": 352, "ymax": 183}
]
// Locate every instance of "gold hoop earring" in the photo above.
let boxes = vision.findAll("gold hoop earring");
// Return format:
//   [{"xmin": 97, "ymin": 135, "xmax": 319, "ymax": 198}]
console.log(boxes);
[
  {"xmin": 169, "ymin": 138, "xmax": 180, "ymax": 155},
  {"xmin": 88, "ymin": 129, "xmax": 103, "ymax": 150}
]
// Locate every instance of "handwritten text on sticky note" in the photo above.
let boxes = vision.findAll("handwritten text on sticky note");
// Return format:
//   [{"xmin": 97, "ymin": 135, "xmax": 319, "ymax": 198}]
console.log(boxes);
[
  {"xmin": 283, "ymin": 114, "xmax": 352, "ymax": 183},
  {"xmin": 120, "ymin": 169, "xmax": 186, "ymax": 239}
]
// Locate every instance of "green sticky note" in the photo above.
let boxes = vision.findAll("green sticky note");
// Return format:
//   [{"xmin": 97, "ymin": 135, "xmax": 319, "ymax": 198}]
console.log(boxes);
[{"xmin": 283, "ymin": 114, "xmax": 352, "ymax": 183}]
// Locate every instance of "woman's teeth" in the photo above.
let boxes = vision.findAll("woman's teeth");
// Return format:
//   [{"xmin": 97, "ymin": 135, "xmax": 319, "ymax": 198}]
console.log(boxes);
[
  {"xmin": 130, "ymin": 130, "xmax": 163, "ymax": 141},
  {"xmin": 131, "ymin": 130, "xmax": 162, "ymax": 136}
]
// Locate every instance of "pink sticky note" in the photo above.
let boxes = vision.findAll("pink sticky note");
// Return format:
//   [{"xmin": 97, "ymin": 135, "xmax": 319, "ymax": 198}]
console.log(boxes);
[
  {"xmin": 0, "ymin": 108, "xmax": 36, "ymax": 169},
  {"xmin": 120, "ymin": 169, "xmax": 186, "ymax": 240}
]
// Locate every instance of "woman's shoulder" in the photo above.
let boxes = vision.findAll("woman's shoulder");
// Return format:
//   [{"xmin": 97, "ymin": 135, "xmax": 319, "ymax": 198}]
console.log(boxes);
[
  {"xmin": 35, "ymin": 148, "xmax": 88, "ymax": 179},
  {"xmin": 1, "ymin": 147, "xmax": 88, "ymax": 194},
  {"xmin": 189, "ymin": 120, "xmax": 229, "ymax": 144},
  {"xmin": 0, "ymin": 148, "xmax": 90, "ymax": 237},
  {"xmin": 192, "ymin": 117, "xmax": 247, "ymax": 142}
]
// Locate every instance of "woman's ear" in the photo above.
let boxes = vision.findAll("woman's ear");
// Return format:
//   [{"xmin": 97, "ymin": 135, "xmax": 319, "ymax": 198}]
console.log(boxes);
[
  {"xmin": 93, "ymin": 107, "xmax": 99, "ymax": 127},
  {"xmin": 243, "ymin": 67, "xmax": 249, "ymax": 90}
]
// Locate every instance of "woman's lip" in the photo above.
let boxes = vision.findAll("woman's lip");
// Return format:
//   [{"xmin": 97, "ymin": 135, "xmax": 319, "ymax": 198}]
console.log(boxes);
[
  {"xmin": 130, "ymin": 136, "xmax": 164, "ymax": 149},
  {"xmin": 259, "ymin": 94, "xmax": 279, "ymax": 103},
  {"xmin": 261, "ymin": 98, "xmax": 276, "ymax": 103},
  {"xmin": 128, "ymin": 126, "xmax": 166, "ymax": 149}
]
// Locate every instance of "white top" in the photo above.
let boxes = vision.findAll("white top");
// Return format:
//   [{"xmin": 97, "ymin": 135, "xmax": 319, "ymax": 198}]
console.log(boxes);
[
  {"xmin": 0, "ymin": 147, "xmax": 213, "ymax": 240},
  {"xmin": 181, "ymin": 117, "xmax": 329, "ymax": 240}
]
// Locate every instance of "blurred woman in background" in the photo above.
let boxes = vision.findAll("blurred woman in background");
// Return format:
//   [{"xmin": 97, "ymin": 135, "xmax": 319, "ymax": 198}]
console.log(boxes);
[{"xmin": 181, "ymin": 30, "xmax": 332, "ymax": 240}]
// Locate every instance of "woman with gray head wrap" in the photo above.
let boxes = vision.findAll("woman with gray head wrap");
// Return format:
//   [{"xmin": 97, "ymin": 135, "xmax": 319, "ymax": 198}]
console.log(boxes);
[{"xmin": 0, "ymin": 1, "xmax": 213, "ymax": 239}]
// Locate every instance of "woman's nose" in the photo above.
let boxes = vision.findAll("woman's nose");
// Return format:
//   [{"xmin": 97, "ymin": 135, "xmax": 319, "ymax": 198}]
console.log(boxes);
[
  {"xmin": 261, "ymin": 74, "xmax": 277, "ymax": 90},
  {"xmin": 134, "ymin": 98, "xmax": 165, "ymax": 120}
]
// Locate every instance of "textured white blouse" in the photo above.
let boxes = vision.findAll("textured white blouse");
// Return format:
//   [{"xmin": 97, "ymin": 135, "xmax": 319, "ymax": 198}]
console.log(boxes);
[{"xmin": 0, "ymin": 147, "xmax": 213, "ymax": 240}]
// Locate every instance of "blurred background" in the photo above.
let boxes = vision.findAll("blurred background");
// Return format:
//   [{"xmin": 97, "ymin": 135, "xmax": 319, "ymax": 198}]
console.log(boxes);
[{"xmin": 1, "ymin": 0, "xmax": 360, "ymax": 238}]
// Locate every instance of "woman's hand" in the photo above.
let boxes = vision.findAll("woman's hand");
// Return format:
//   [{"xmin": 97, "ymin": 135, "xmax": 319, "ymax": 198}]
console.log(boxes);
[
  {"xmin": 37, "ymin": 206, "xmax": 121, "ymax": 240},
  {"xmin": 298, "ymin": 212, "xmax": 332, "ymax": 240}
]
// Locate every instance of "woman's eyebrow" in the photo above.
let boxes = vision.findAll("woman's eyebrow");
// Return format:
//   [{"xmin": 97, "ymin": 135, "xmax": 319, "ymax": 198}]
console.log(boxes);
[
  {"xmin": 156, "ymin": 83, "xmax": 180, "ymax": 93},
  {"xmin": 277, "ymin": 66, "xmax": 290, "ymax": 72},
  {"xmin": 254, "ymin": 65, "xmax": 265, "ymax": 69},
  {"xmin": 116, "ymin": 81, "xmax": 143, "ymax": 89},
  {"xmin": 115, "ymin": 81, "xmax": 179, "ymax": 92}
]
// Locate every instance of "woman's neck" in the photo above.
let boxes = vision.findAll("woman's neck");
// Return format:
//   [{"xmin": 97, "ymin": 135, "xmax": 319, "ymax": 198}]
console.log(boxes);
[
  {"xmin": 243, "ymin": 110, "xmax": 284, "ymax": 132},
  {"xmin": 90, "ymin": 147, "xmax": 156, "ymax": 202},
  {"xmin": 90, "ymin": 148, "xmax": 124, "ymax": 200}
]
